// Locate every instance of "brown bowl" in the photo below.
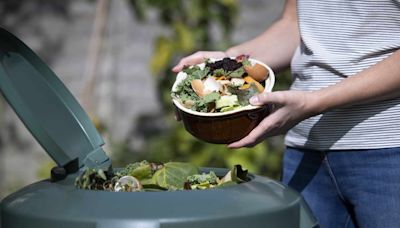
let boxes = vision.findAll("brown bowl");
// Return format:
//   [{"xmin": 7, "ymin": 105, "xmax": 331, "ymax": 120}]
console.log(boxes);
[
  {"xmin": 176, "ymin": 104, "xmax": 271, "ymax": 144},
  {"xmin": 172, "ymin": 58, "xmax": 275, "ymax": 144}
]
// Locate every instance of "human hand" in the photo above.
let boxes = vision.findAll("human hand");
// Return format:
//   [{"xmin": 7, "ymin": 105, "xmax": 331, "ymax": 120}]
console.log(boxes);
[
  {"xmin": 228, "ymin": 90, "xmax": 318, "ymax": 148},
  {"xmin": 172, "ymin": 51, "xmax": 228, "ymax": 121},
  {"xmin": 172, "ymin": 51, "xmax": 227, "ymax": 73}
]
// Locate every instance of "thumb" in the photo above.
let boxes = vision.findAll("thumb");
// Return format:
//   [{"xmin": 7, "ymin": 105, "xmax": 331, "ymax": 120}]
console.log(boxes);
[{"xmin": 249, "ymin": 92, "xmax": 283, "ymax": 106}]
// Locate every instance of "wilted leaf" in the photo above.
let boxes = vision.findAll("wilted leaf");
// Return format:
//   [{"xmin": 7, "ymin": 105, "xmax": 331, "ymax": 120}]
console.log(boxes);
[
  {"xmin": 203, "ymin": 92, "xmax": 220, "ymax": 103},
  {"xmin": 228, "ymin": 67, "xmax": 245, "ymax": 78},
  {"xmin": 221, "ymin": 164, "xmax": 249, "ymax": 184},
  {"xmin": 229, "ymin": 84, "xmax": 259, "ymax": 106},
  {"xmin": 128, "ymin": 163, "xmax": 153, "ymax": 180},
  {"xmin": 152, "ymin": 162, "xmax": 199, "ymax": 190},
  {"xmin": 119, "ymin": 160, "xmax": 153, "ymax": 180}
]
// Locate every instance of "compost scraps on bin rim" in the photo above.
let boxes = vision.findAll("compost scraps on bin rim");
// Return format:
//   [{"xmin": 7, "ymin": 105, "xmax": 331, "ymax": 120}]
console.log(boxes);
[
  {"xmin": 75, "ymin": 161, "xmax": 249, "ymax": 192},
  {"xmin": 171, "ymin": 55, "xmax": 269, "ymax": 113}
]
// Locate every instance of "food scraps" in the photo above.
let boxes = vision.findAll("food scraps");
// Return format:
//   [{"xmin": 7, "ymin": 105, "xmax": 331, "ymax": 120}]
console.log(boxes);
[
  {"xmin": 75, "ymin": 161, "xmax": 249, "ymax": 192},
  {"xmin": 171, "ymin": 56, "xmax": 269, "ymax": 113}
]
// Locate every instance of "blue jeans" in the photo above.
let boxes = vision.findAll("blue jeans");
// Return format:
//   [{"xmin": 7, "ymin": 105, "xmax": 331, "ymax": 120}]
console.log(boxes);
[{"xmin": 282, "ymin": 147, "xmax": 400, "ymax": 228}]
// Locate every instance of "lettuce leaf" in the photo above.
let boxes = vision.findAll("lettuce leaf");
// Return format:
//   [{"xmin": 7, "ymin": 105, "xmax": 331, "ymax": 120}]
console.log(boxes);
[
  {"xmin": 228, "ymin": 84, "xmax": 259, "ymax": 106},
  {"xmin": 118, "ymin": 160, "xmax": 153, "ymax": 180},
  {"xmin": 183, "ymin": 66, "xmax": 209, "ymax": 79},
  {"xmin": 228, "ymin": 67, "xmax": 245, "ymax": 78},
  {"xmin": 203, "ymin": 92, "xmax": 220, "ymax": 103},
  {"xmin": 152, "ymin": 162, "xmax": 199, "ymax": 190}
]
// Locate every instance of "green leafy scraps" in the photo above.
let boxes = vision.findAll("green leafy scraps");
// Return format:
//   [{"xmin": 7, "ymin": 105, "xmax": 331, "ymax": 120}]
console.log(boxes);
[
  {"xmin": 228, "ymin": 83, "xmax": 260, "ymax": 106},
  {"xmin": 152, "ymin": 162, "xmax": 199, "ymax": 190},
  {"xmin": 228, "ymin": 67, "xmax": 245, "ymax": 78},
  {"xmin": 203, "ymin": 92, "xmax": 220, "ymax": 103},
  {"xmin": 183, "ymin": 66, "xmax": 209, "ymax": 79},
  {"xmin": 75, "ymin": 162, "xmax": 249, "ymax": 192},
  {"xmin": 172, "ymin": 76, "xmax": 220, "ymax": 112},
  {"xmin": 185, "ymin": 165, "xmax": 249, "ymax": 190}
]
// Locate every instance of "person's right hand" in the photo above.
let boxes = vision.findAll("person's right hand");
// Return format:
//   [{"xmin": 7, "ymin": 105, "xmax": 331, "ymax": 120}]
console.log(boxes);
[{"xmin": 172, "ymin": 51, "xmax": 228, "ymax": 73}]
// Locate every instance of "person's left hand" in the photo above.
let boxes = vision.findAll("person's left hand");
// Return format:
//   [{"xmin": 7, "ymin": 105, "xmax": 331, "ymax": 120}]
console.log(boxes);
[{"xmin": 228, "ymin": 90, "xmax": 318, "ymax": 148}]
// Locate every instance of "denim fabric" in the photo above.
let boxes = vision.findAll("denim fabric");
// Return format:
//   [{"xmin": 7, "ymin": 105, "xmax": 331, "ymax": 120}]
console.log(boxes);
[{"xmin": 282, "ymin": 147, "xmax": 400, "ymax": 228}]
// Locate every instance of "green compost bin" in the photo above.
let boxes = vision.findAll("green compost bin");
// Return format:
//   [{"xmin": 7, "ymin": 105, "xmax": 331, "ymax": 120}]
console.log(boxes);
[{"xmin": 0, "ymin": 27, "xmax": 318, "ymax": 228}]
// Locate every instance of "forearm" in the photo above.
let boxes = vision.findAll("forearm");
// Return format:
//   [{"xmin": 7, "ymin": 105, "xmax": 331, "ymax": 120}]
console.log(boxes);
[
  {"xmin": 310, "ymin": 50, "xmax": 400, "ymax": 114},
  {"xmin": 226, "ymin": 0, "xmax": 299, "ymax": 72}
]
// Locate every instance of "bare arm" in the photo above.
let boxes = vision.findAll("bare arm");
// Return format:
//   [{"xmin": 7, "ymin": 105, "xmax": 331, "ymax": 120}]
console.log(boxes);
[
  {"xmin": 229, "ymin": 49, "xmax": 400, "ymax": 148},
  {"xmin": 226, "ymin": 0, "xmax": 299, "ymax": 72},
  {"xmin": 172, "ymin": 0, "xmax": 299, "ymax": 73},
  {"xmin": 311, "ymin": 50, "xmax": 400, "ymax": 113}
]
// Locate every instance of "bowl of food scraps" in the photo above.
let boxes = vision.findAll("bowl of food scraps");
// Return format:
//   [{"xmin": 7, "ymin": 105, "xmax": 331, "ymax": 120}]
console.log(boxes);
[{"xmin": 171, "ymin": 55, "xmax": 275, "ymax": 144}]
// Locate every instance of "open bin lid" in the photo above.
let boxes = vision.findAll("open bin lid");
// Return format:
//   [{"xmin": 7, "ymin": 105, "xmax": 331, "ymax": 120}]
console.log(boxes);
[{"xmin": 0, "ymin": 27, "xmax": 111, "ymax": 171}]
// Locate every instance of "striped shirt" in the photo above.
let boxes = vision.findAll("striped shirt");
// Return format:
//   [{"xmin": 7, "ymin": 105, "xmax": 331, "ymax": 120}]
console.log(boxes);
[{"xmin": 285, "ymin": 0, "xmax": 400, "ymax": 150}]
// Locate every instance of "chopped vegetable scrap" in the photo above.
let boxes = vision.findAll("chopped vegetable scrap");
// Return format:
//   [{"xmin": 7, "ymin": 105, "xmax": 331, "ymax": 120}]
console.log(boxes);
[
  {"xmin": 75, "ymin": 162, "xmax": 249, "ymax": 192},
  {"xmin": 171, "ymin": 56, "xmax": 269, "ymax": 113}
]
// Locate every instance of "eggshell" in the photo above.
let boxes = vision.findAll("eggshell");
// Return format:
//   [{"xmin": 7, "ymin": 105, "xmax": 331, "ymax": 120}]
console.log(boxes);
[
  {"xmin": 203, "ymin": 77, "xmax": 221, "ymax": 93},
  {"xmin": 244, "ymin": 63, "xmax": 269, "ymax": 82},
  {"xmin": 191, "ymin": 79, "xmax": 205, "ymax": 97},
  {"xmin": 171, "ymin": 57, "xmax": 276, "ymax": 118}
]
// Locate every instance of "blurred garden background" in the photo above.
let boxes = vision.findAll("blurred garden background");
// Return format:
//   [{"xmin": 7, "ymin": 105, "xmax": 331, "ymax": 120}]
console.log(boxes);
[{"xmin": 0, "ymin": 0, "xmax": 290, "ymax": 200}]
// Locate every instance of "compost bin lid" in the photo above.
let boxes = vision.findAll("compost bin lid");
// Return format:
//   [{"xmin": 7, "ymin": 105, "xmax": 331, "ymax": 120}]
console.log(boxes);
[{"xmin": 0, "ymin": 27, "xmax": 111, "ymax": 170}]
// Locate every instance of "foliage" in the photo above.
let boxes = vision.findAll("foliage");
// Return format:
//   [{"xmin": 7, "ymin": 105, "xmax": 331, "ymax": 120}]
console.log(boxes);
[
  {"xmin": 151, "ymin": 162, "xmax": 199, "ymax": 190},
  {"xmin": 132, "ymin": 124, "xmax": 284, "ymax": 178},
  {"xmin": 75, "ymin": 161, "xmax": 247, "ymax": 191},
  {"xmin": 110, "ymin": 0, "xmax": 289, "ymax": 180}
]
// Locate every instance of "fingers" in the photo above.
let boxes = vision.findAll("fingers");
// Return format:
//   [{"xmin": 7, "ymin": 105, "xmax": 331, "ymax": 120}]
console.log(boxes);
[
  {"xmin": 227, "ymin": 120, "xmax": 271, "ymax": 148},
  {"xmin": 249, "ymin": 91, "xmax": 285, "ymax": 106},
  {"xmin": 172, "ymin": 51, "xmax": 227, "ymax": 72},
  {"xmin": 227, "ymin": 111, "xmax": 282, "ymax": 148},
  {"xmin": 227, "ymin": 127, "xmax": 278, "ymax": 148},
  {"xmin": 228, "ymin": 94, "xmax": 279, "ymax": 148}
]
